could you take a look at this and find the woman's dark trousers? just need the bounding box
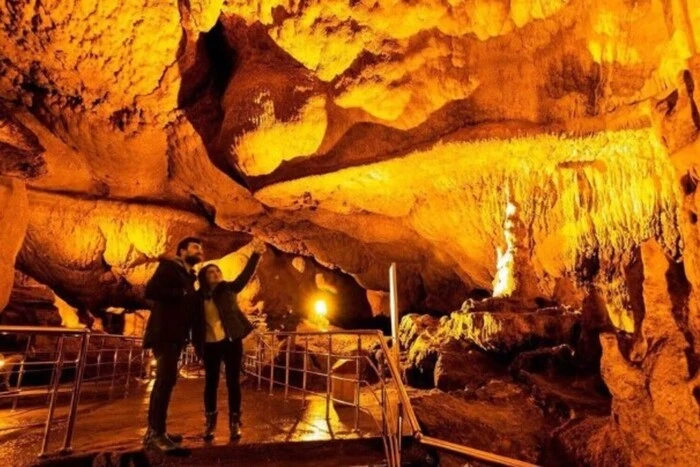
[203,338,243,416]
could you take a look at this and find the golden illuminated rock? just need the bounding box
[0,104,45,178]
[15,190,249,310]
[1,0,698,312]
[0,178,28,311]
[0,0,700,461]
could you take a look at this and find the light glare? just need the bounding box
[314,299,328,317]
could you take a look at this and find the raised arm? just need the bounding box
[227,252,261,293]
[145,262,185,302]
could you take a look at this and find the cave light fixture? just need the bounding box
[308,293,331,331]
[314,299,328,317]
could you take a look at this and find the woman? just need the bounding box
[193,249,262,441]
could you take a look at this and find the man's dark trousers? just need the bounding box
[148,343,182,434]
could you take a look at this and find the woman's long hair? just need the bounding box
[197,264,221,299]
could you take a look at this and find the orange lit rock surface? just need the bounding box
[0,177,28,311]
[1,0,700,463]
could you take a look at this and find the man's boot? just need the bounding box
[144,427,182,445]
[229,412,242,441]
[166,432,183,444]
[146,432,179,453]
[203,411,218,441]
[142,427,153,446]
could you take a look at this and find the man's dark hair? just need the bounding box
[177,237,202,256]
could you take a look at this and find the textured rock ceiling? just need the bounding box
[0,0,699,314]
[2,2,700,463]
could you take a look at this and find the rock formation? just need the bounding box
[1,0,700,464]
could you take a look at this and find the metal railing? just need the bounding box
[1,325,538,466]
[243,330,539,467]
[0,325,156,457]
[243,330,400,464]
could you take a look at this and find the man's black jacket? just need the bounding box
[143,257,197,349]
[192,253,260,356]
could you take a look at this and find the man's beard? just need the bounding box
[185,255,202,266]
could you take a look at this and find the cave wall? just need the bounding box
[208,243,373,330]
[2,0,698,314]
[0,177,28,311]
[1,2,700,462]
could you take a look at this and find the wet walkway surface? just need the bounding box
[0,378,391,466]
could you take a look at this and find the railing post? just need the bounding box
[389,263,400,369]
[46,337,62,403]
[256,335,262,390]
[12,336,32,410]
[379,354,385,435]
[397,400,403,463]
[95,336,104,386]
[124,340,134,398]
[325,334,332,420]
[354,335,361,431]
[39,335,65,458]
[109,345,119,399]
[284,337,290,401]
[60,331,90,455]
[269,333,275,395]
[301,336,308,408]
[138,347,145,382]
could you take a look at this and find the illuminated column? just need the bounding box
[492,191,540,301]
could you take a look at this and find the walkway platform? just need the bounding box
[0,378,395,467]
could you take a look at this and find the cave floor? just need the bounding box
[0,378,395,467]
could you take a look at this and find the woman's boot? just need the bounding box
[203,411,217,441]
[229,412,242,440]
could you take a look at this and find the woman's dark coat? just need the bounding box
[192,253,260,356]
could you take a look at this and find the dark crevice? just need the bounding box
[681,173,698,195]
[177,18,250,190]
[664,259,700,378]
[623,247,646,362]
[190,194,217,223]
[682,70,700,130]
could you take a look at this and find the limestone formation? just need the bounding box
[0,178,28,311]
[1,0,696,314]
[1,271,62,327]
[411,384,556,466]
[0,104,45,179]
[1,1,700,463]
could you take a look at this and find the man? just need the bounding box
[142,236,203,452]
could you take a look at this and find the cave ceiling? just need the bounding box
[0,0,699,312]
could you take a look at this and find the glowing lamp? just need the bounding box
[0,357,4,369]
[314,299,328,317]
[150,358,157,367]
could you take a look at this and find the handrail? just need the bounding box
[0,325,153,457]
[251,329,538,467]
[2,325,538,466]
[372,330,538,467]
[0,325,89,335]
[0,325,144,341]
